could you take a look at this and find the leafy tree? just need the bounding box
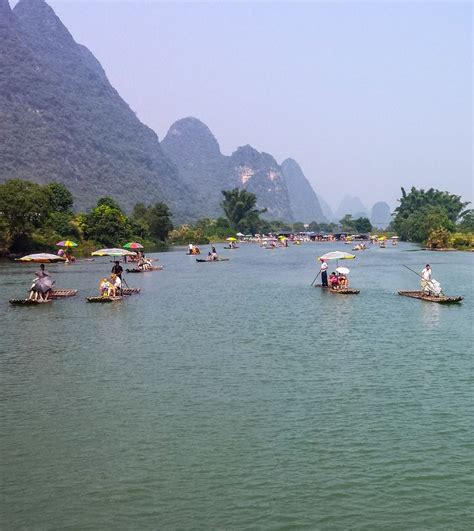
[0,179,50,251]
[393,187,470,236]
[398,205,455,242]
[46,183,74,213]
[131,202,173,242]
[457,210,474,233]
[83,198,133,247]
[97,197,122,210]
[339,214,355,232]
[221,188,266,231]
[147,203,173,242]
[353,217,372,233]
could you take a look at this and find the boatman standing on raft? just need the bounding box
[420,264,432,291]
[320,258,328,287]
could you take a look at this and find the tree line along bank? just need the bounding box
[0,180,472,256]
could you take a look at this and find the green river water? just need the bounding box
[1,242,473,529]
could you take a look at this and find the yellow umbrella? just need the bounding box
[226,237,237,241]
[56,240,78,247]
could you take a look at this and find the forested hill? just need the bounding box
[0,0,194,218]
[162,117,296,221]
[1,0,337,223]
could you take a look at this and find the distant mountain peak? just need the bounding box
[163,117,221,159]
[335,195,368,219]
[281,157,299,169]
[0,0,12,17]
[281,158,325,222]
[14,0,75,47]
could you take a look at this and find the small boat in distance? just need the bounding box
[126,266,163,273]
[196,258,229,262]
[398,291,463,304]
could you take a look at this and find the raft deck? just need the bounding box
[9,299,53,305]
[86,296,123,303]
[315,285,360,295]
[398,291,463,304]
[122,288,141,295]
[50,289,78,298]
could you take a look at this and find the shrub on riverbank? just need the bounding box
[0,179,173,255]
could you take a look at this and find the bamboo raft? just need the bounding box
[86,296,123,303]
[315,285,360,295]
[126,266,163,273]
[9,298,53,305]
[122,288,141,295]
[398,291,463,304]
[50,289,78,298]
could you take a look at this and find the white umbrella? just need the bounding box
[319,251,355,261]
[16,253,66,263]
[336,266,350,275]
[236,232,244,237]
[91,248,136,257]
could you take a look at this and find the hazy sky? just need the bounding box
[44,0,472,210]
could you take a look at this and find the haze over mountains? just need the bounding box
[0,0,389,225]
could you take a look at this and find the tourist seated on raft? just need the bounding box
[105,274,121,296]
[206,251,213,262]
[99,278,111,296]
[28,264,54,301]
[112,273,122,294]
[329,272,339,289]
[337,273,348,288]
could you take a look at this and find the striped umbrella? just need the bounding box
[92,248,136,257]
[123,242,144,249]
[56,240,78,247]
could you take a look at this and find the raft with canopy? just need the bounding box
[313,251,359,294]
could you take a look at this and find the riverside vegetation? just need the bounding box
[1,180,471,255]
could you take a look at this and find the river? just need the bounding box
[1,242,473,529]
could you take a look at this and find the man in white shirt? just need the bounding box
[320,259,328,287]
[421,264,432,291]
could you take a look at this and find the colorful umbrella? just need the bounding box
[226,237,237,242]
[56,240,78,247]
[16,253,67,263]
[319,251,356,261]
[123,242,144,249]
[91,248,136,257]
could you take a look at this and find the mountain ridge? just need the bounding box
[1,0,195,220]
